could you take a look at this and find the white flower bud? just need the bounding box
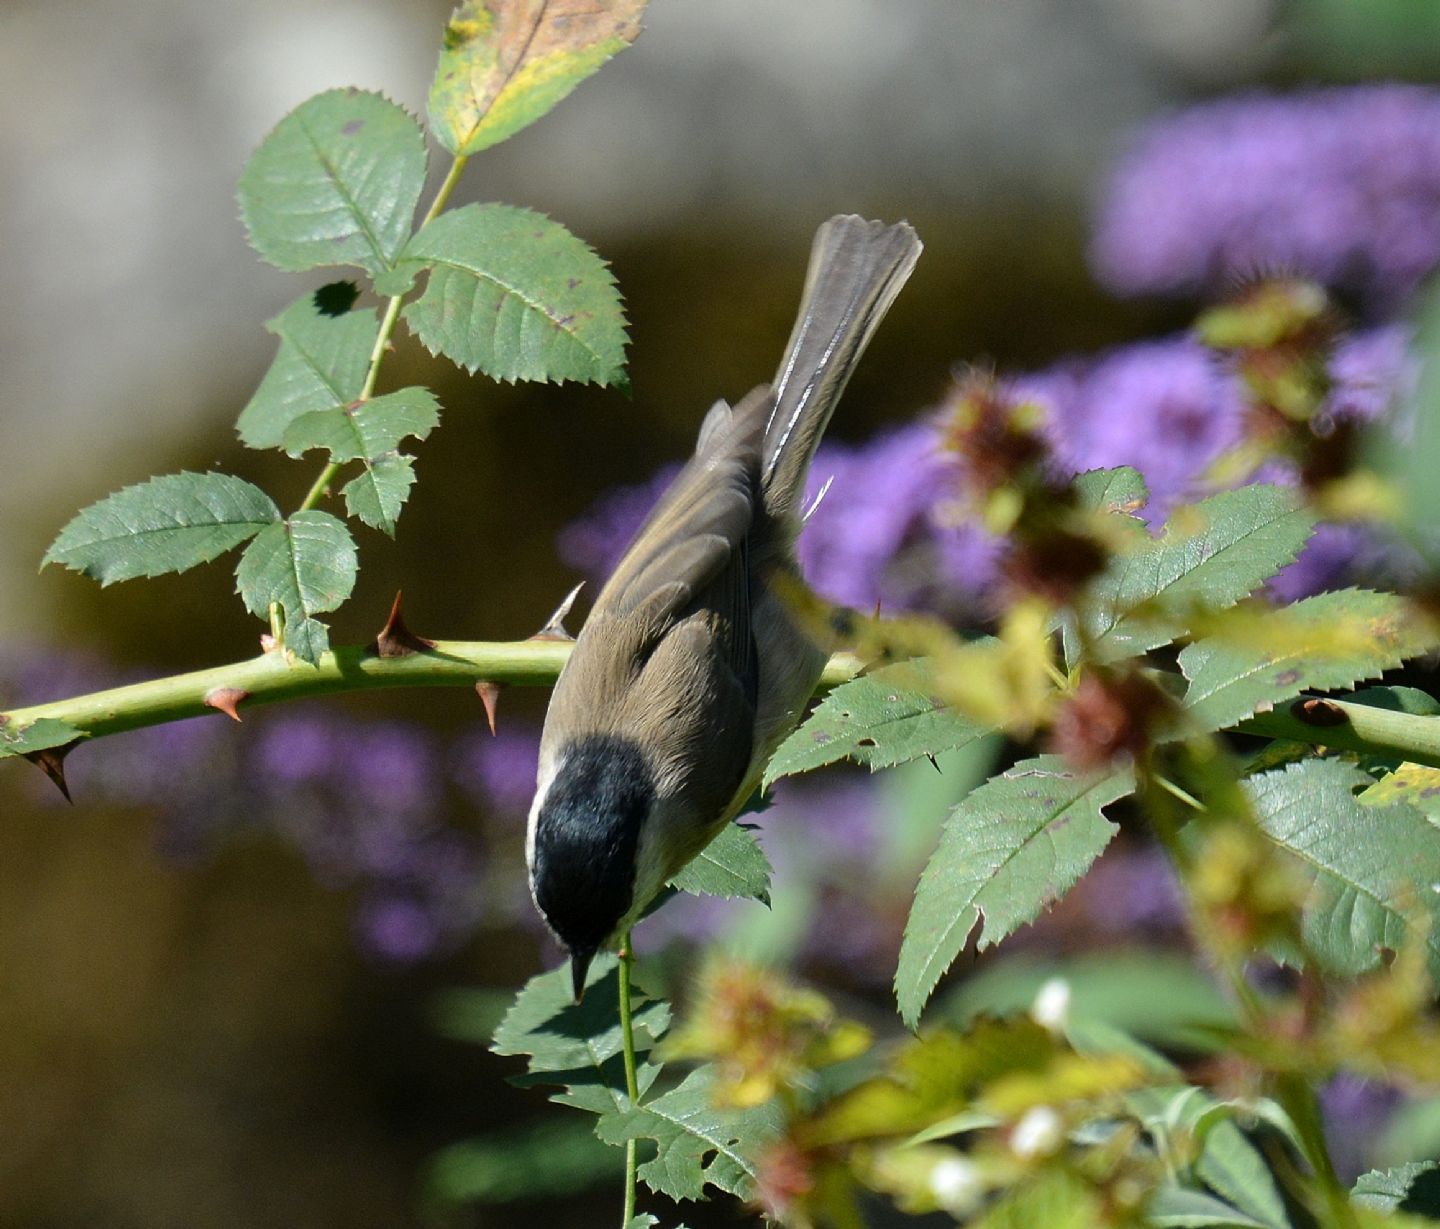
[929,1156,982,1215]
[1030,976,1071,1033]
[1010,1106,1064,1158]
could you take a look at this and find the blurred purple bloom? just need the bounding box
[1015,336,1245,519]
[355,894,442,964]
[799,425,1000,613]
[1092,86,1440,311]
[454,725,541,820]
[331,721,443,816]
[1320,1074,1403,1181]
[558,425,1002,617]
[1324,323,1417,423]
[251,712,338,787]
[1075,841,1185,934]
[556,464,678,582]
[1268,523,1378,604]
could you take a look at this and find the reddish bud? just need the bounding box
[941,371,1049,496]
[752,1137,815,1223]
[1001,522,1110,606]
[1050,669,1174,772]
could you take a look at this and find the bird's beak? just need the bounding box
[570,946,596,1002]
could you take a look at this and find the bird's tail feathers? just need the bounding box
[761,215,922,519]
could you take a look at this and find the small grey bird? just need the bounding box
[527,215,922,996]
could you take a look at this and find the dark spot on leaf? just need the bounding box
[533,230,545,239]
[812,732,831,744]
[567,278,581,289]
[839,711,851,720]
[1423,786,1440,799]
[341,119,364,136]
[856,737,878,748]
[1273,669,1303,686]
[313,280,360,316]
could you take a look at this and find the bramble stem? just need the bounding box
[1241,696,1440,769]
[295,153,470,518]
[617,931,641,1226]
[0,643,862,747]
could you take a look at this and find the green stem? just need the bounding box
[617,930,640,1227]
[294,154,470,517]
[0,642,862,747]
[1240,695,1440,769]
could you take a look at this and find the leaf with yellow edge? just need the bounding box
[429,0,646,156]
[1179,590,1437,734]
[1361,762,1440,815]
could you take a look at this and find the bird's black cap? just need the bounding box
[532,735,654,1001]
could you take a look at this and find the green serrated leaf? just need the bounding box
[398,203,628,385]
[234,511,357,666]
[1130,1086,1290,1229]
[895,756,1134,1028]
[595,1067,783,1203]
[238,89,426,277]
[1072,466,1149,517]
[1180,590,1435,733]
[43,472,279,585]
[281,387,440,461]
[429,0,645,157]
[0,717,86,759]
[1353,1162,1440,1218]
[1075,484,1314,663]
[1247,759,1440,978]
[492,955,670,1114]
[342,454,417,536]
[668,823,771,903]
[237,296,379,449]
[1144,1186,1275,1229]
[765,659,992,787]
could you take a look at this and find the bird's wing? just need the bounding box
[584,387,772,708]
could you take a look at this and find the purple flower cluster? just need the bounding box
[557,425,1006,620]
[1091,85,1440,312]
[1015,335,1244,519]
[556,326,1412,617]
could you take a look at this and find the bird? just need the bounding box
[527,214,922,998]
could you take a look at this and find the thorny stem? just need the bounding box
[4,646,1440,773]
[617,931,641,1227]
[294,154,471,519]
[0,643,862,747]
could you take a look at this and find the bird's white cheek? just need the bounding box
[526,749,564,879]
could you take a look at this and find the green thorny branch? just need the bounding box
[4,594,1440,797]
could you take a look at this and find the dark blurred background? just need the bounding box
[2,2,1438,1226]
